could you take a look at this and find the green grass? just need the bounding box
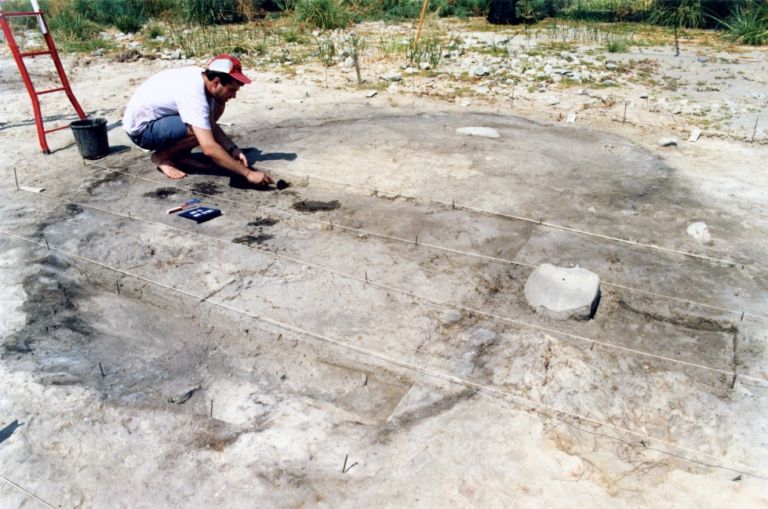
[605,38,629,52]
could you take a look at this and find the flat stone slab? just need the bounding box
[456,127,500,138]
[524,264,601,320]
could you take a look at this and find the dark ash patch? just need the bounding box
[292,200,340,212]
[142,187,179,199]
[248,217,278,227]
[191,181,221,195]
[233,234,273,246]
[4,255,93,355]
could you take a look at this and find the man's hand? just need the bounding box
[246,170,274,186]
[233,149,248,167]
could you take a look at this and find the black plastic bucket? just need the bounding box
[70,117,109,159]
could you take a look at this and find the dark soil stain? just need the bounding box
[377,388,477,443]
[191,181,222,195]
[142,187,179,200]
[292,200,340,212]
[85,170,125,195]
[193,420,251,452]
[65,203,84,216]
[4,255,93,355]
[233,234,273,246]
[248,217,278,227]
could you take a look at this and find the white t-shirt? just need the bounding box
[122,67,214,136]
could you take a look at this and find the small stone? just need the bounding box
[380,72,402,82]
[687,222,711,244]
[456,127,500,138]
[606,62,617,70]
[659,137,678,147]
[467,327,496,342]
[343,56,354,67]
[471,65,490,77]
[566,113,577,123]
[419,62,431,70]
[688,128,702,142]
[365,90,378,98]
[546,97,560,106]
[460,99,472,107]
[441,310,463,324]
[524,264,601,320]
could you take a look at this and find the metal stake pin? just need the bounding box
[13,167,20,191]
[622,100,628,124]
[99,363,106,377]
[752,116,759,143]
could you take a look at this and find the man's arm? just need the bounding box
[193,126,273,185]
[211,123,249,167]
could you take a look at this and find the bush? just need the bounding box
[295,0,350,28]
[145,22,165,39]
[178,0,245,24]
[716,3,768,45]
[435,0,490,19]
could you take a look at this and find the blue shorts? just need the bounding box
[129,115,189,151]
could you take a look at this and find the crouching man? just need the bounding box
[123,54,273,186]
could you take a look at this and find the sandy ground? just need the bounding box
[1,21,768,508]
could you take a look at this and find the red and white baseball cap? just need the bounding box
[207,54,252,84]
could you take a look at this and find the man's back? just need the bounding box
[123,66,212,136]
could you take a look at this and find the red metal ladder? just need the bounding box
[0,2,86,154]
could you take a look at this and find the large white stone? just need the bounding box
[524,264,601,320]
[687,222,711,243]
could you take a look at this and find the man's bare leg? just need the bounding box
[151,131,199,179]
